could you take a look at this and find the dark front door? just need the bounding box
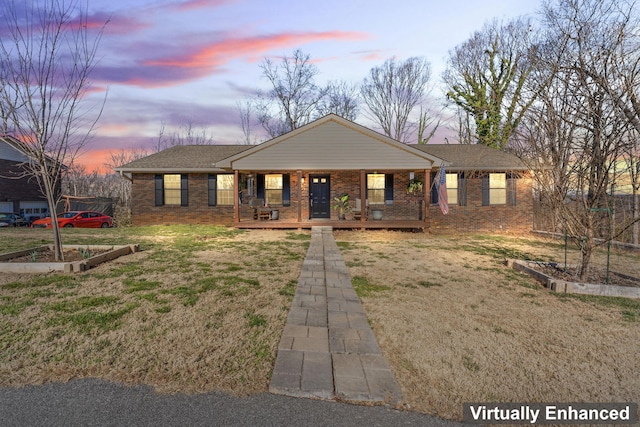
[309,175,330,218]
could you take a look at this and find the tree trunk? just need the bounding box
[579,228,594,281]
[633,190,639,245]
[43,176,64,261]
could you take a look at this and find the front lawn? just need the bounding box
[0,225,309,394]
[335,231,640,420]
[1,226,638,422]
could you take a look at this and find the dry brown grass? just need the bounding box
[335,230,640,420]
[0,226,309,395]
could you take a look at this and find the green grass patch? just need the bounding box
[462,354,480,372]
[48,296,120,313]
[278,279,297,298]
[123,278,162,293]
[245,311,267,328]
[136,292,169,304]
[352,275,390,297]
[0,297,35,315]
[418,280,442,288]
[162,286,199,306]
[2,275,78,290]
[286,232,311,241]
[48,302,139,333]
[554,293,640,321]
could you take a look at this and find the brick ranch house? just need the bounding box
[0,135,57,223]
[116,114,533,233]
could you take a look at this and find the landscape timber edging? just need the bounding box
[506,259,640,299]
[0,244,139,273]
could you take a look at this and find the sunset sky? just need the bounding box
[8,0,543,172]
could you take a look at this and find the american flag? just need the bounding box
[435,163,449,215]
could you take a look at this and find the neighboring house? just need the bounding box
[116,114,532,233]
[0,135,56,222]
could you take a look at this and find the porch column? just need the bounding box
[360,170,366,223]
[234,170,240,223]
[423,168,430,225]
[297,170,302,223]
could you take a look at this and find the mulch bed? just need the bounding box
[7,248,111,263]
[535,263,640,288]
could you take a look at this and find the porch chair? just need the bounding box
[249,199,271,220]
[352,198,368,220]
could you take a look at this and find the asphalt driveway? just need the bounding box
[0,378,467,427]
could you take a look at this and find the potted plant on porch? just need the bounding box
[333,193,352,220]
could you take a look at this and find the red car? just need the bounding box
[31,211,113,228]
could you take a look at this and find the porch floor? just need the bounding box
[234,219,428,230]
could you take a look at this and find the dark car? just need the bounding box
[31,211,113,228]
[0,212,29,227]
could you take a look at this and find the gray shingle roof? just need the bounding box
[115,145,252,172]
[412,144,527,171]
[115,142,527,173]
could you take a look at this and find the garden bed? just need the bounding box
[507,259,640,299]
[0,244,139,273]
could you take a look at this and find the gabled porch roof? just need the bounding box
[216,114,446,171]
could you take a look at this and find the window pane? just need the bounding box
[218,174,234,190]
[367,174,385,189]
[217,190,234,205]
[489,173,506,189]
[265,189,282,205]
[164,174,181,205]
[265,174,282,190]
[490,188,507,204]
[368,189,385,204]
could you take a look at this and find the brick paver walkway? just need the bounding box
[269,226,402,403]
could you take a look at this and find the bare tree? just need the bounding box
[255,49,327,138]
[361,56,433,142]
[416,106,440,144]
[514,0,640,279]
[237,100,258,144]
[104,149,149,215]
[154,120,215,152]
[317,80,360,121]
[444,18,541,150]
[0,0,107,260]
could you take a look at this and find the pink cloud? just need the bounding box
[97,30,368,89]
[170,0,236,11]
[147,31,368,69]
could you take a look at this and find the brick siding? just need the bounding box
[131,171,533,233]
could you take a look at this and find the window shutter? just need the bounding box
[384,174,394,204]
[507,173,517,206]
[208,174,217,206]
[431,172,438,204]
[482,175,490,206]
[282,174,291,206]
[256,174,265,200]
[180,174,188,206]
[458,173,467,207]
[154,175,163,206]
